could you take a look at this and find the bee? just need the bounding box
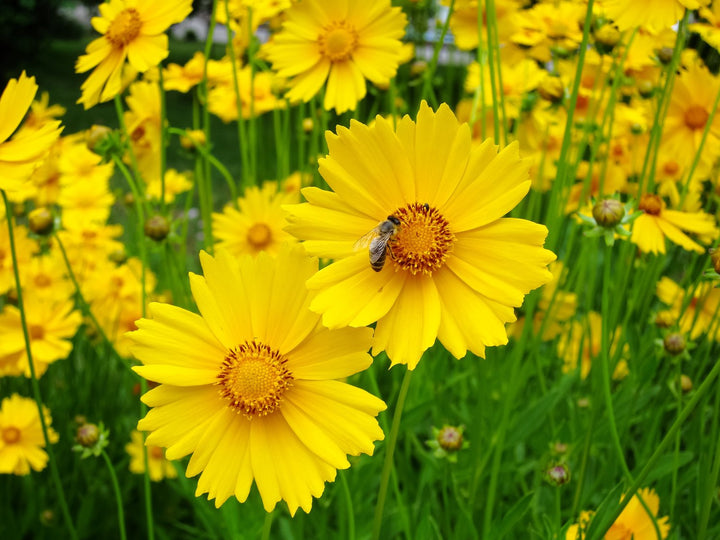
[354,215,401,272]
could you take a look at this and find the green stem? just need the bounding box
[420,0,454,105]
[101,450,127,540]
[260,511,274,540]
[371,369,414,540]
[339,472,356,540]
[587,356,720,540]
[158,67,168,213]
[1,191,78,540]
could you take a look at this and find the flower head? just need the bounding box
[129,246,385,513]
[286,102,555,368]
[0,72,62,191]
[125,430,176,481]
[0,394,58,475]
[75,0,193,108]
[264,0,407,113]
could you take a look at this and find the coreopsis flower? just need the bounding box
[19,253,74,302]
[0,72,62,192]
[123,80,161,185]
[661,61,720,168]
[75,0,193,108]
[264,0,407,113]
[285,102,556,368]
[510,1,587,62]
[54,222,124,278]
[207,67,281,122]
[0,296,82,378]
[163,52,233,93]
[445,0,520,51]
[0,394,58,475]
[566,487,670,539]
[690,3,720,52]
[0,224,38,296]
[630,193,718,254]
[557,312,629,381]
[212,182,298,257]
[126,430,176,481]
[656,276,720,340]
[601,0,702,32]
[129,246,385,513]
[145,169,193,203]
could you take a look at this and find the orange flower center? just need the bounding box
[106,8,142,48]
[606,523,632,540]
[34,274,52,288]
[2,426,21,444]
[246,223,272,250]
[149,446,164,459]
[638,194,663,215]
[663,160,680,175]
[319,22,358,62]
[217,340,293,418]
[389,202,455,276]
[684,105,709,130]
[29,324,45,340]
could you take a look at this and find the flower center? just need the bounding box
[684,105,709,130]
[246,223,272,250]
[29,324,45,340]
[663,160,680,175]
[606,523,632,540]
[319,22,358,62]
[389,203,455,276]
[638,193,662,215]
[149,446,164,459]
[217,340,293,418]
[2,426,21,444]
[106,8,142,48]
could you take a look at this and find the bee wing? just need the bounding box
[354,227,380,250]
[368,235,391,264]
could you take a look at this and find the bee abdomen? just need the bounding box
[370,250,386,272]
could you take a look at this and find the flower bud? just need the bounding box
[410,60,427,77]
[592,198,625,228]
[711,247,720,274]
[594,25,621,53]
[544,462,571,486]
[76,422,100,448]
[436,425,464,451]
[538,76,565,104]
[663,333,686,355]
[637,80,654,98]
[144,215,170,242]
[657,47,674,65]
[680,374,692,393]
[302,117,314,133]
[86,125,112,151]
[28,207,54,236]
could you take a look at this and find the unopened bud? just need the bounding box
[594,25,621,53]
[86,125,112,151]
[436,425,464,451]
[76,423,100,448]
[179,129,206,150]
[28,207,54,235]
[592,198,625,228]
[302,117,314,133]
[144,215,170,241]
[544,462,571,486]
[657,47,674,65]
[680,374,692,393]
[538,76,565,103]
[637,80,654,98]
[663,333,686,355]
[711,247,720,274]
[410,60,427,77]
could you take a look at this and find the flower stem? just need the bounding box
[101,449,127,540]
[339,471,356,540]
[1,190,77,540]
[372,369,414,540]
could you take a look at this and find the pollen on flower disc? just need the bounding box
[2,427,21,444]
[106,8,142,48]
[319,22,358,62]
[638,194,662,215]
[217,341,293,418]
[684,105,709,131]
[246,223,273,250]
[390,202,455,276]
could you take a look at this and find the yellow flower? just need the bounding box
[0,223,39,296]
[129,246,385,513]
[75,0,193,108]
[557,312,628,381]
[125,430,177,481]
[0,394,58,475]
[0,72,62,192]
[213,182,298,257]
[145,169,193,203]
[445,0,520,51]
[510,1,587,62]
[264,0,407,113]
[566,487,670,539]
[207,67,281,122]
[656,276,720,340]
[285,102,556,368]
[0,295,82,378]
[20,253,75,303]
[630,193,718,254]
[601,0,697,32]
[661,61,720,168]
